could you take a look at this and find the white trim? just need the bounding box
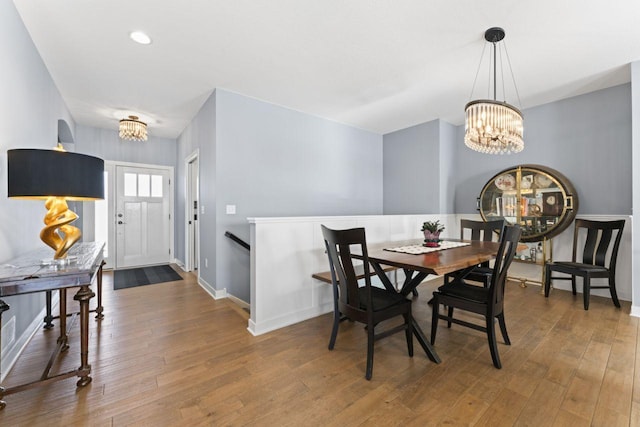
[227,294,248,309]
[184,149,200,276]
[197,276,227,300]
[174,258,186,271]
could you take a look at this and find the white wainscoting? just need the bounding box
[248,214,458,336]
[248,214,633,336]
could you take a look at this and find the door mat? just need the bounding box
[114,265,183,290]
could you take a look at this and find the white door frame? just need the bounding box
[184,150,200,273]
[105,160,174,269]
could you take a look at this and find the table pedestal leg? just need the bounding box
[73,285,95,387]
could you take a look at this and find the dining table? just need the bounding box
[351,238,505,364]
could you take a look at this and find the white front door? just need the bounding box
[115,165,171,268]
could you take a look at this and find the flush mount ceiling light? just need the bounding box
[130,31,152,45]
[464,27,524,155]
[119,115,148,141]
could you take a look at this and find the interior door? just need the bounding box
[116,166,171,268]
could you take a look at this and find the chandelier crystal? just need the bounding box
[464,28,523,155]
[464,100,523,154]
[119,115,148,141]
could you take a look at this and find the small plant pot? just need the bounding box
[423,231,441,247]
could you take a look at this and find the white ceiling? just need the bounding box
[13,0,640,139]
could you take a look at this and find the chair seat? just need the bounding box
[549,262,609,274]
[437,281,489,304]
[359,286,409,311]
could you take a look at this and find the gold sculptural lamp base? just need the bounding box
[40,196,82,259]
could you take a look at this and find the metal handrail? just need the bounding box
[224,231,250,251]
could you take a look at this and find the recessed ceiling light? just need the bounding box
[130,31,152,45]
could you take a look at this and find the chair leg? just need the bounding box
[583,277,590,310]
[404,313,414,357]
[365,323,375,380]
[571,276,577,295]
[447,306,454,328]
[430,294,439,345]
[544,265,551,297]
[328,311,340,350]
[486,316,502,369]
[497,313,510,345]
[609,276,621,308]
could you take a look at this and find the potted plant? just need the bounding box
[421,220,445,247]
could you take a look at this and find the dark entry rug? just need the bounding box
[114,265,183,290]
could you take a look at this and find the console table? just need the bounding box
[0,242,104,410]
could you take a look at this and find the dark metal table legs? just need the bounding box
[74,285,95,387]
[369,261,441,363]
[0,300,10,410]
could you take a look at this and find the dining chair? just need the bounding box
[443,219,506,287]
[321,225,413,380]
[431,224,521,369]
[544,219,625,310]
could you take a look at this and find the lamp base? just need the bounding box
[40,197,82,260]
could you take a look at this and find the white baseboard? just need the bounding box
[630,305,640,318]
[197,276,227,300]
[247,302,333,336]
[227,294,249,309]
[173,258,186,271]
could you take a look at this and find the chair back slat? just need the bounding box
[460,219,505,242]
[490,225,522,305]
[573,219,625,268]
[321,225,371,312]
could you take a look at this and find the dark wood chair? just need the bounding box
[321,225,413,380]
[444,219,506,287]
[544,219,625,310]
[431,224,521,369]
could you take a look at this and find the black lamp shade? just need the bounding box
[8,149,104,200]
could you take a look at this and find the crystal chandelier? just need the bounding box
[464,28,523,155]
[119,115,148,141]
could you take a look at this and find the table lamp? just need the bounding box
[7,145,104,261]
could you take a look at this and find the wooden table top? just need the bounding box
[356,239,503,276]
[0,242,104,297]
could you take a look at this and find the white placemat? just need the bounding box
[384,241,471,255]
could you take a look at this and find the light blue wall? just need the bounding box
[382,84,632,217]
[75,125,177,166]
[0,0,80,370]
[176,89,383,302]
[215,90,383,301]
[452,84,632,215]
[383,120,441,214]
[438,121,457,214]
[175,91,216,279]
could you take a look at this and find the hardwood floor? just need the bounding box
[0,269,638,426]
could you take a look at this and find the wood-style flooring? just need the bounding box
[0,269,638,426]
